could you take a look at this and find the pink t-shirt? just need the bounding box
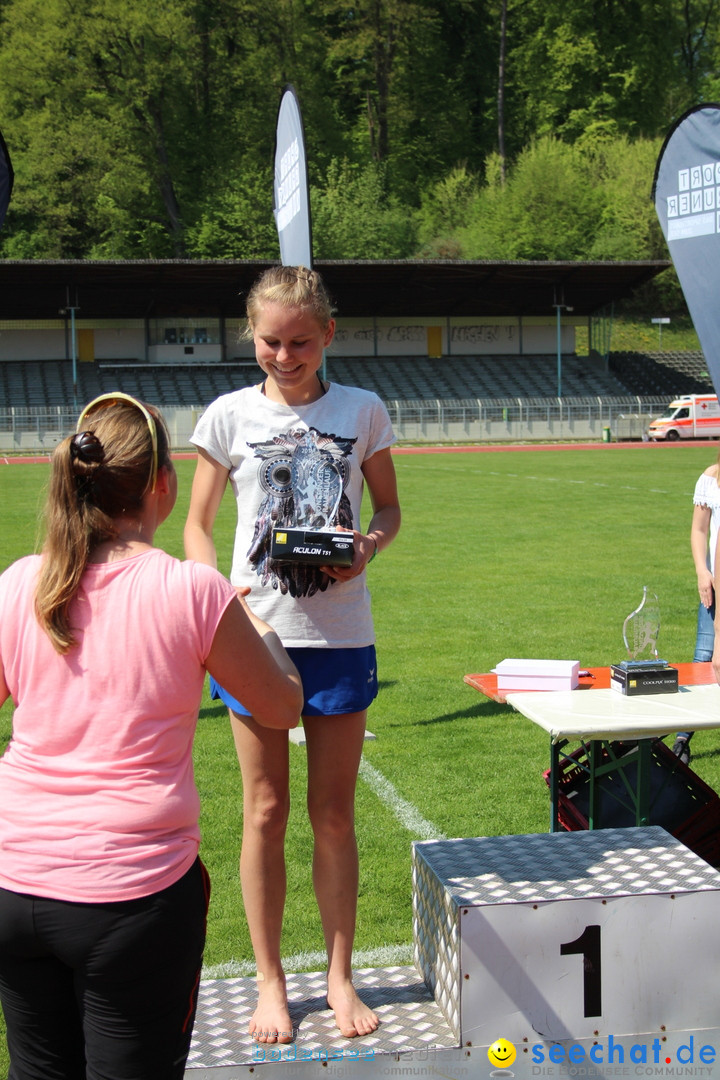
[0,549,236,902]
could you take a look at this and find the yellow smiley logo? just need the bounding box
[488,1038,517,1068]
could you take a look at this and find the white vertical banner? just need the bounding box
[273,85,313,267]
[652,103,720,395]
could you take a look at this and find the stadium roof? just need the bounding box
[0,258,670,320]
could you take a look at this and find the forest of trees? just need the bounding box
[1,0,719,313]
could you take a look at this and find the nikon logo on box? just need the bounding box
[270,528,354,567]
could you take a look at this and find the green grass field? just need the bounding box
[0,441,719,1075]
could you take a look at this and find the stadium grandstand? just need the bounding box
[0,258,713,446]
[0,350,712,410]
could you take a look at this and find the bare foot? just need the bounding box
[249,976,295,1044]
[327,976,379,1038]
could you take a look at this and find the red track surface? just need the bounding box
[3,440,717,466]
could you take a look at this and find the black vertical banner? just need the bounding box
[653,104,720,395]
[273,85,312,267]
[0,128,14,231]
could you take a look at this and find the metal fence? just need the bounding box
[0,396,671,453]
[382,396,669,443]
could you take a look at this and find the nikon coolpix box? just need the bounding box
[270,528,354,567]
[610,660,679,696]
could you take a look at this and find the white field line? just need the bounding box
[203,943,414,980]
[202,761,441,980]
[357,757,446,842]
[435,465,689,498]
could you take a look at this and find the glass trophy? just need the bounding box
[294,454,344,530]
[621,586,662,667]
[611,587,677,693]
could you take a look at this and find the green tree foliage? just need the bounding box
[456,139,602,260]
[418,136,670,263]
[185,174,278,259]
[0,0,327,257]
[506,0,684,147]
[415,166,479,258]
[311,159,415,258]
[1,0,720,268]
[0,0,204,256]
[585,138,665,261]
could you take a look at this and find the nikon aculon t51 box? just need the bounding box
[610,661,679,696]
[270,528,354,567]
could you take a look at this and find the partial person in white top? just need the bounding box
[676,459,720,762]
[185,266,401,1044]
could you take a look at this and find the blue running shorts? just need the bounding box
[209,644,378,718]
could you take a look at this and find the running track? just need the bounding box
[3,439,717,465]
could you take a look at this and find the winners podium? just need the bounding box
[187,826,720,1078]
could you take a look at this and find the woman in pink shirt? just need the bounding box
[0,394,301,1080]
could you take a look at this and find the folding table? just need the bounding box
[464,664,718,831]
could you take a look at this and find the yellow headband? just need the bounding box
[76,392,159,494]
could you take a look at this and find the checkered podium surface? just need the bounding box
[412,826,720,1046]
[187,827,720,1073]
[186,964,458,1071]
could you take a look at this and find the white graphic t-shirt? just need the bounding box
[191,382,395,648]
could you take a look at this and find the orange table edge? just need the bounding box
[464,662,715,704]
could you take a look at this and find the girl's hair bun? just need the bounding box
[71,431,105,464]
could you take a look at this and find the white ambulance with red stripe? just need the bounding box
[647,394,720,440]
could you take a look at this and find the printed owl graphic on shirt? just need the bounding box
[247,427,357,597]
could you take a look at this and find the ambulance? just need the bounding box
[647,394,720,440]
